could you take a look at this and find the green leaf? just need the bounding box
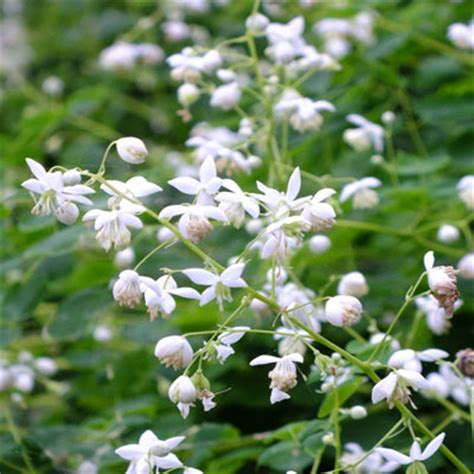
[395,153,450,176]
[258,441,312,472]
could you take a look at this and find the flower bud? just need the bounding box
[112,270,142,307]
[337,272,369,297]
[62,169,81,186]
[55,202,79,225]
[155,336,193,369]
[455,348,474,377]
[322,432,334,445]
[381,111,395,124]
[309,234,331,254]
[177,83,200,107]
[116,137,148,165]
[114,247,135,269]
[202,50,222,73]
[34,357,58,376]
[210,82,241,110]
[245,218,263,235]
[325,295,363,327]
[458,253,474,279]
[349,405,367,419]
[157,226,175,242]
[343,128,371,152]
[168,375,197,404]
[245,13,269,36]
[437,224,460,244]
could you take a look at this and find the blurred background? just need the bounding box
[1,0,473,472]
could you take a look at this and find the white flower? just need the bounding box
[215,179,260,228]
[210,82,241,110]
[34,357,58,376]
[168,157,222,206]
[325,295,363,327]
[457,175,474,210]
[299,188,337,231]
[139,275,200,319]
[337,271,369,297]
[437,224,460,243]
[341,442,399,473]
[415,295,462,335]
[376,433,445,466]
[458,253,474,279]
[115,137,148,165]
[155,336,193,369]
[159,204,227,242]
[388,348,449,373]
[344,114,384,153]
[274,90,335,133]
[215,326,250,363]
[115,429,184,474]
[113,270,142,308]
[42,76,64,96]
[168,375,197,418]
[265,17,307,64]
[183,263,247,308]
[83,209,143,251]
[99,42,137,71]
[340,177,382,209]
[177,83,200,106]
[371,369,429,408]
[423,251,459,317]
[448,21,474,50]
[100,176,161,213]
[22,158,94,225]
[308,234,331,254]
[246,13,269,35]
[250,353,304,403]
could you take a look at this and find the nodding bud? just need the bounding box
[168,375,197,404]
[455,348,474,377]
[325,295,363,327]
[458,253,474,279]
[350,405,367,419]
[115,137,148,165]
[112,270,142,308]
[427,266,459,317]
[337,271,369,297]
[177,83,200,107]
[245,13,269,36]
[155,336,193,369]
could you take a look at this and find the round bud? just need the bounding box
[309,234,331,254]
[350,405,367,419]
[455,348,474,377]
[322,432,334,445]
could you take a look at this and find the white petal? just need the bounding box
[371,373,397,404]
[200,156,217,183]
[242,198,260,219]
[388,349,416,368]
[359,177,382,189]
[218,326,250,345]
[312,188,336,203]
[154,453,183,469]
[287,353,304,363]
[169,177,201,195]
[270,387,291,404]
[170,287,201,300]
[200,206,228,222]
[200,286,216,306]
[115,444,145,461]
[22,179,44,194]
[286,167,301,201]
[250,355,280,366]
[221,263,245,284]
[424,251,435,272]
[182,268,218,285]
[375,447,411,465]
[420,432,445,461]
[25,158,47,180]
[121,213,143,229]
[418,349,449,362]
[139,430,159,447]
[340,182,358,202]
[410,441,422,460]
[159,205,188,219]
[397,369,429,390]
[126,176,162,196]
[164,436,185,450]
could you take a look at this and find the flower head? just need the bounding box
[116,137,148,165]
[155,336,193,369]
[325,295,363,327]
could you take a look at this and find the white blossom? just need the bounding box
[344,114,384,153]
[448,21,474,50]
[265,17,307,64]
[340,177,382,209]
[113,270,142,307]
[155,336,193,369]
[168,375,197,418]
[325,295,363,327]
[250,353,304,403]
[337,271,369,297]
[341,442,399,473]
[115,137,148,165]
[388,348,449,373]
[437,224,460,244]
[215,326,250,363]
[210,82,241,110]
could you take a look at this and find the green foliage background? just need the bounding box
[1,0,473,473]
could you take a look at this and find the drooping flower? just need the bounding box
[388,348,449,373]
[344,114,384,153]
[325,295,363,327]
[214,326,250,363]
[341,442,399,473]
[113,270,142,308]
[83,209,143,251]
[299,188,337,231]
[22,158,94,225]
[210,82,241,110]
[139,275,200,319]
[115,137,148,165]
[337,271,369,297]
[182,263,247,308]
[115,429,184,474]
[371,369,429,408]
[250,353,304,403]
[448,21,474,50]
[154,336,193,369]
[376,433,445,467]
[168,375,197,418]
[423,251,459,317]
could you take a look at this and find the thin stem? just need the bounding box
[332,386,341,472]
[133,239,173,271]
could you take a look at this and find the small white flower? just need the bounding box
[115,137,148,165]
[215,179,260,228]
[388,348,449,373]
[246,13,269,35]
[215,326,250,363]
[458,253,474,279]
[22,158,94,224]
[139,275,200,319]
[83,209,143,251]
[308,234,331,254]
[341,442,399,473]
[168,157,222,205]
[34,357,58,376]
[113,270,142,308]
[177,83,200,106]
[376,433,445,466]
[155,336,193,369]
[168,375,197,418]
[93,325,113,342]
[159,204,227,242]
[457,175,474,210]
[448,21,474,50]
[371,369,429,408]
[437,224,460,243]
[115,429,185,474]
[325,295,363,327]
[299,188,337,231]
[337,271,369,297]
[250,353,304,403]
[344,114,384,153]
[183,263,247,308]
[423,251,459,317]
[210,82,241,110]
[100,176,161,213]
[265,17,306,64]
[340,177,382,209]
